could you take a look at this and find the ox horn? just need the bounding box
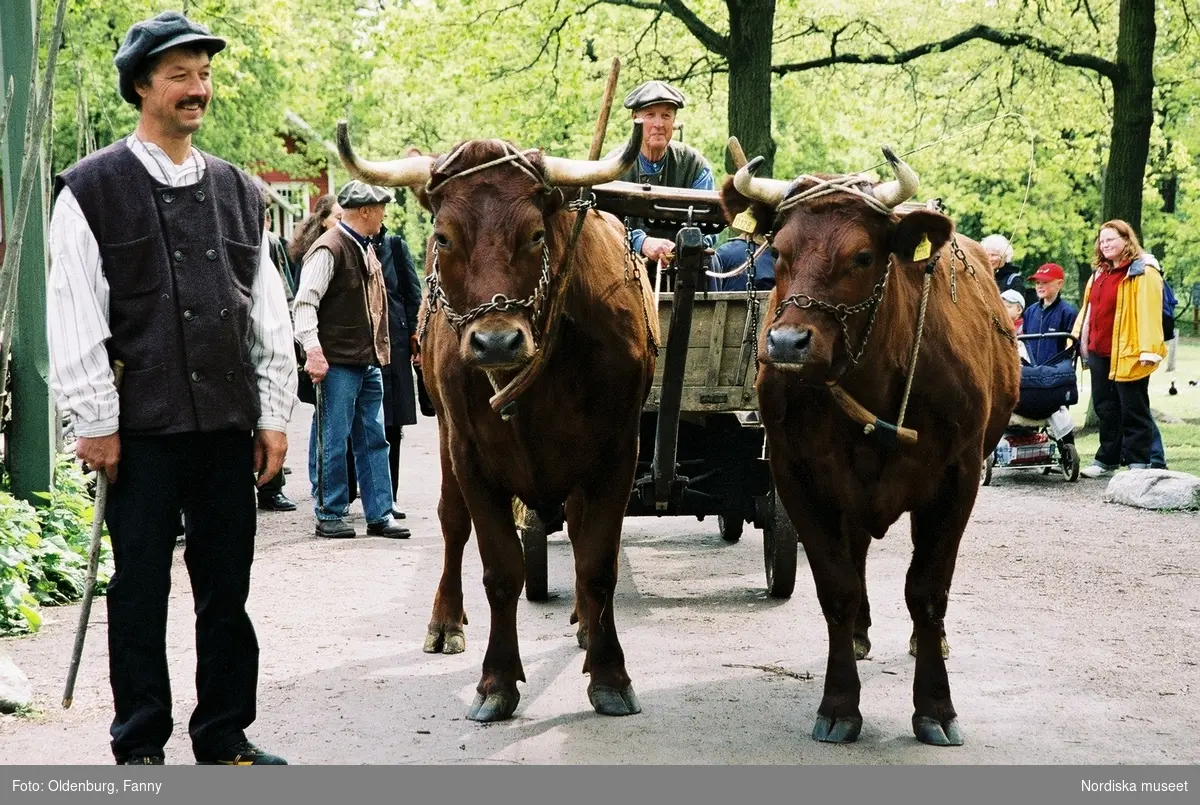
[871,145,919,208]
[732,156,793,208]
[336,120,435,187]
[542,120,644,187]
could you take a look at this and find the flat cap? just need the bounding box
[337,180,395,209]
[115,12,226,105]
[623,80,686,111]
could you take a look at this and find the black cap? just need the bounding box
[114,12,226,105]
[623,80,686,111]
[337,180,395,209]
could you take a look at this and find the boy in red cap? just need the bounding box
[1022,263,1078,366]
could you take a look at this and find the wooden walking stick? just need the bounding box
[63,360,124,709]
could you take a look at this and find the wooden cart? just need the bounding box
[519,182,800,601]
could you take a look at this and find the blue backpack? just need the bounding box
[1163,278,1178,342]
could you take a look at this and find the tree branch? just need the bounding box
[599,0,728,56]
[772,24,1121,82]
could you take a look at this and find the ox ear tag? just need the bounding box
[732,209,758,234]
[912,234,932,262]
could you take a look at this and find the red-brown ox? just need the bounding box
[722,148,1019,746]
[337,122,658,722]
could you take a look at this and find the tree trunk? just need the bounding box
[725,0,776,176]
[1101,0,1155,235]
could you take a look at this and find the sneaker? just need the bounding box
[366,517,410,539]
[195,740,287,766]
[315,518,356,539]
[1080,463,1113,479]
[117,755,164,765]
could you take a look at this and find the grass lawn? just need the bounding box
[1070,334,1200,476]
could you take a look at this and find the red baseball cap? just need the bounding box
[1029,263,1064,282]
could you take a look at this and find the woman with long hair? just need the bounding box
[1072,219,1167,477]
[287,194,342,270]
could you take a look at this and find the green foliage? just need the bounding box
[0,455,113,636]
[36,0,1200,298]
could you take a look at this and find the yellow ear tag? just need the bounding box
[732,209,758,233]
[912,234,932,262]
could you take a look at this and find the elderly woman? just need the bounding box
[982,233,1033,306]
[1072,220,1167,478]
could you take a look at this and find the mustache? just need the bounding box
[176,96,208,109]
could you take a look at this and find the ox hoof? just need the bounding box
[908,633,950,659]
[467,690,520,722]
[588,684,641,716]
[913,715,964,746]
[423,627,467,655]
[811,714,862,744]
[854,635,871,660]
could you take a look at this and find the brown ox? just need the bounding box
[337,122,658,722]
[722,149,1019,746]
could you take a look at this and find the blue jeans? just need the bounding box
[309,364,393,524]
[1149,421,1167,469]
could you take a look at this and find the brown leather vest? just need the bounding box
[306,226,391,366]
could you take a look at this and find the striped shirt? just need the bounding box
[47,134,297,437]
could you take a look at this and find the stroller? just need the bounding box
[982,332,1081,485]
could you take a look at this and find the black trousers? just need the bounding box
[104,430,259,761]
[1087,353,1154,468]
[346,426,403,504]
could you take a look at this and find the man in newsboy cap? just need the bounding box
[46,11,296,765]
[613,80,715,269]
[292,181,411,541]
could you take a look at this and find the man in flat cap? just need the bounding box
[47,11,296,765]
[615,80,716,271]
[292,180,411,540]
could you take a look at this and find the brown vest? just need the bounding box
[306,226,390,366]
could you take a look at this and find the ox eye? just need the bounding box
[434,232,451,249]
[530,230,546,246]
[853,249,873,267]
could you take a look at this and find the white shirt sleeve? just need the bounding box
[291,247,335,351]
[46,186,119,438]
[248,237,299,433]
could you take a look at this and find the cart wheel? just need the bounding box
[981,454,994,486]
[1061,443,1080,482]
[718,508,744,543]
[762,488,797,599]
[520,513,548,602]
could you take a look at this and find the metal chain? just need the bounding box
[744,236,761,375]
[421,241,552,345]
[771,259,893,368]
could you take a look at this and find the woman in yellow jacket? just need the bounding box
[1072,219,1167,478]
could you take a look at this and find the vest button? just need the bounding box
[206,249,218,261]
[183,309,195,321]
[173,250,184,262]
[226,371,236,382]
[163,192,175,203]
[220,308,231,320]
[190,371,202,382]
[195,190,206,202]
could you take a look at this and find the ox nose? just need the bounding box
[766,327,812,364]
[469,328,526,365]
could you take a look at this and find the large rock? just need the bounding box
[0,649,33,713]
[1105,470,1200,511]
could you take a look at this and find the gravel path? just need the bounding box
[1,404,1196,764]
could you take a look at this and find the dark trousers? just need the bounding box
[1087,353,1155,468]
[347,426,404,504]
[258,460,286,497]
[104,430,259,761]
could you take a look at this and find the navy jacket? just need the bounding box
[1021,296,1078,366]
[708,238,775,292]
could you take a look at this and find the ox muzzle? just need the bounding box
[461,314,534,369]
[765,325,813,365]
